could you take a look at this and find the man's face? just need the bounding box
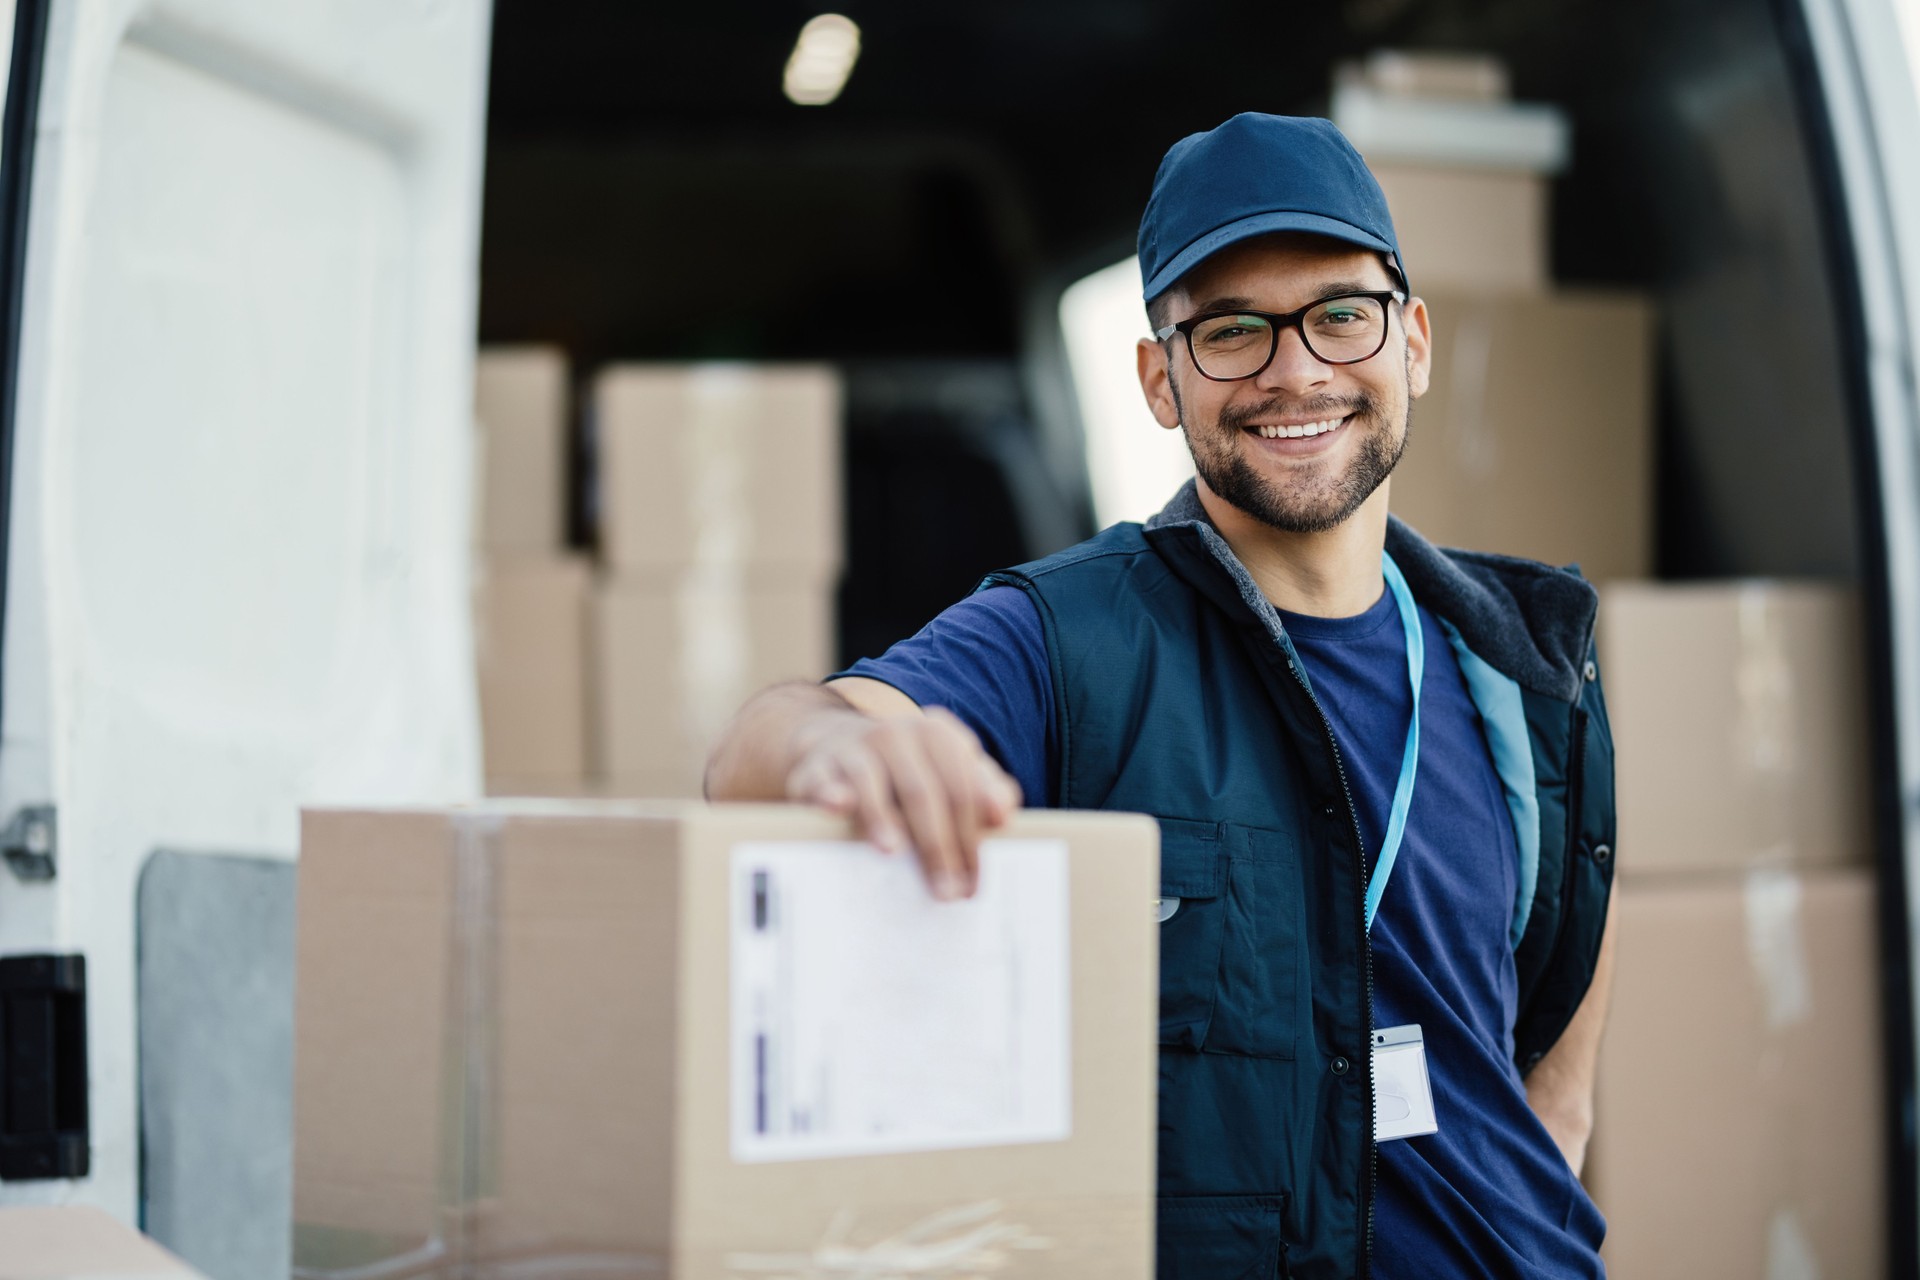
[1137,233,1432,534]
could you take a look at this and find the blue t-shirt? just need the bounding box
[842,584,1607,1276]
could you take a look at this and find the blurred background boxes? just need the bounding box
[1587,872,1884,1278]
[1333,54,1568,295]
[293,803,1159,1278]
[1370,166,1550,295]
[591,574,835,797]
[474,346,570,553]
[471,353,845,801]
[593,363,843,576]
[1388,288,1654,582]
[1599,582,1870,875]
[475,554,592,791]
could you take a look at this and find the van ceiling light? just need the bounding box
[784,14,861,106]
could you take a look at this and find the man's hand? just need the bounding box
[1524,896,1617,1176]
[705,678,1023,899]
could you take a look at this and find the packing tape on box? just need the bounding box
[680,367,755,757]
[1768,1209,1820,1280]
[722,1199,1049,1276]
[1744,869,1811,1031]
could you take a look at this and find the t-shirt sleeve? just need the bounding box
[833,586,1056,808]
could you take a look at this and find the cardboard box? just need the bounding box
[1587,870,1883,1278]
[476,554,592,788]
[1389,288,1654,582]
[0,1208,210,1279]
[1373,165,1549,294]
[475,346,569,553]
[291,810,460,1267]
[1337,50,1511,103]
[1599,582,1869,875]
[294,802,1159,1278]
[591,574,836,797]
[594,363,843,575]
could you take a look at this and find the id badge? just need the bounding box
[1372,1024,1439,1142]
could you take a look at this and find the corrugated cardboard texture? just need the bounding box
[1600,582,1868,874]
[485,814,681,1262]
[0,1207,209,1279]
[474,346,568,553]
[294,802,1156,1278]
[1587,871,1883,1278]
[1389,288,1654,583]
[595,363,843,575]
[590,575,835,795]
[476,554,592,786]
[1374,165,1546,293]
[670,807,1160,1279]
[293,811,458,1254]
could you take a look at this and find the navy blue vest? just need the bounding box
[982,503,1615,1280]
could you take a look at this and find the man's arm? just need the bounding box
[1523,894,1617,1176]
[704,677,1023,900]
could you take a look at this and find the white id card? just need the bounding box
[1372,1024,1439,1142]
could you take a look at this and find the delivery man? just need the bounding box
[707,112,1617,1279]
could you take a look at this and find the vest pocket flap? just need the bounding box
[1155,1194,1287,1279]
[1157,819,1226,898]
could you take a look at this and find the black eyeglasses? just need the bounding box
[1154,290,1407,381]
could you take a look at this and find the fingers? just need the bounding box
[881,723,968,900]
[783,709,1023,902]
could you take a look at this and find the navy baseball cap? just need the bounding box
[1138,113,1406,303]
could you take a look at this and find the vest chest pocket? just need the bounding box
[1156,821,1305,1061]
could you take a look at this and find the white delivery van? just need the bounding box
[3,0,1920,1277]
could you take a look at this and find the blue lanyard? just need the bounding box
[1364,551,1423,933]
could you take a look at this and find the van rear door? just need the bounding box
[0,0,490,1226]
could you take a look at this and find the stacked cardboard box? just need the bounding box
[591,363,843,797]
[1332,53,1655,582]
[1332,56,1884,1268]
[473,347,592,794]
[292,802,1159,1278]
[0,1207,211,1278]
[1585,581,1882,1275]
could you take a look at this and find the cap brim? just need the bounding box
[1142,210,1398,301]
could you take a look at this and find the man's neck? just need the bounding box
[1195,478,1391,618]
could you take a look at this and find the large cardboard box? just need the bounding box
[1587,870,1883,1278]
[476,554,592,789]
[294,803,1159,1278]
[1389,288,1655,582]
[594,363,843,576]
[591,574,836,797]
[0,1208,211,1279]
[1599,582,1869,875]
[475,346,569,553]
[1374,165,1548,294]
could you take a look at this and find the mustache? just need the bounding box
[1218,393,1374,431]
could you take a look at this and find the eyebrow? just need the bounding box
[1189,281,1381,314]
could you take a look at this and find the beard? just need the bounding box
[1172,378,1410,535]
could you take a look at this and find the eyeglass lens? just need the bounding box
[1190,295,1389,378]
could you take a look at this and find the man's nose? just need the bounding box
[1253,324,1333,398]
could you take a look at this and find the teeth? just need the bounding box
[1256,416,1346,440]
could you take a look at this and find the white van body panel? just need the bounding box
[0,0,490,1218]
[1801,0,1920,1242]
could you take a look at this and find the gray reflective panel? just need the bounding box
[137,849,295,1280]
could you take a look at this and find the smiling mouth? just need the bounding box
[1246,415,1349,440]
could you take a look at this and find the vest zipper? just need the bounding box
[1284,654,1376,1279]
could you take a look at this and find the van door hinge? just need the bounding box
[1,806,56,881]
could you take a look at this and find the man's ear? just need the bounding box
[1403,296,1433,400]
[1137,336,1183,431]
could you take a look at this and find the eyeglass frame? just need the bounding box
[1152,289,1409,382]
